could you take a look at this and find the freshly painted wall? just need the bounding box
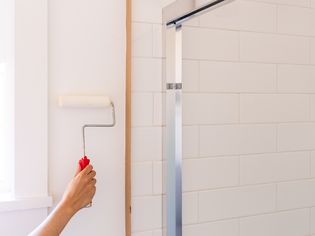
[48,0,126,235]
[0,0,126,235]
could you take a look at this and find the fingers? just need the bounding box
[85,178,96,189]
[74,164,81,176]
[83,182,97,209]
[78,165,96,189]
[89,186,96,199]
[80,167,96,185]
[90,178,97,185]
[84,185,96,207]
[91,186,96,197]
[85,178,97,189]
[88,170,96,179]
[85,202,92,208]
[81,164,93,175]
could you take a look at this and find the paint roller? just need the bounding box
[59,95,116,169]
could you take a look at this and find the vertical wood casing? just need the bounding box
[125,0,132,235]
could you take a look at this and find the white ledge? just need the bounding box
[0,195,53,213]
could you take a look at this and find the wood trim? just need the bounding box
[125,0,132,235]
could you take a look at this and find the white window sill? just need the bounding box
[0,195,53,213]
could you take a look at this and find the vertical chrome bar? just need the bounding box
[165,24,182,236]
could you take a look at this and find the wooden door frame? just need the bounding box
[125,0,132,235]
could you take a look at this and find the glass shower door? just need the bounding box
[164,1,314,236]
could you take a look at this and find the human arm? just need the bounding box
[29,164,96,236]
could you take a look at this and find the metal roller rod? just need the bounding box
[82,102,116,157]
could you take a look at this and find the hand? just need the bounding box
[60,164,97,214]
[29,165,97,236]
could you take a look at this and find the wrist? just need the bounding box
[58,200,77,217]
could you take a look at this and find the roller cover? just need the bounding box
[59,96,111,108]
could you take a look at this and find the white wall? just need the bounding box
[48,0,126,235]
[132,0,315,236]
[0,0,126,235]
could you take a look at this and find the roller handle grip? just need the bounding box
[79,156,90,170]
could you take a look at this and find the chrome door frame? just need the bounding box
[163,1,236,236]
[165,24,183,236]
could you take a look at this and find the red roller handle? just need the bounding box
[79,156,90,170]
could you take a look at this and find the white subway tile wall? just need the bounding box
[132,0,315,235]
[240,33,310,64]
[183,157,239,191]
[183,27,240,60]
[182,192,199,224]
[199,61,277,93]
[198,185,276,221]
[183,220,239,236]
[199,1,277,33]
[240,94,310,123]
[277,179,315,210]
[278,65,315,93]
[277,6,315,36]
[240,209,310,236]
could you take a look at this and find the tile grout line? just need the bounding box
[238,155,241,187]
[186,206,315,227]
[308,207,312,235]
[275,182,278,211]
[179,176,315,195]
[197,191,200,224]
[134,55,315,66]
[238,30,241,62]
[184,24,315,39]
[308,94,312,122]
[276,4,279,34]
[310,151,313,178]
[151,161,154,195]
[238,217,241,236]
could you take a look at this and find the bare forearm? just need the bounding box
[29,165,96,236]
[29,201,75,236]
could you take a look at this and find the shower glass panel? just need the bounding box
[163,0,314,236]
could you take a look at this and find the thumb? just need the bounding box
[75,163,81,176]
